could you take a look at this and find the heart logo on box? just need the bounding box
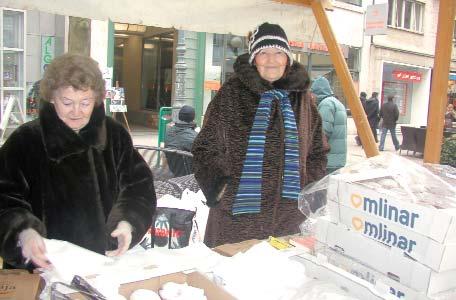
[350,194,362,208]
[352,217,364,231]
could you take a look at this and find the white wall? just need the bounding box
[329,2,365,47]
[410,68,431,126]
[90,19,108,73]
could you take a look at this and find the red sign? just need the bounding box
[289,40,305,48]
[308,42,329,52]
[392,70,422,82]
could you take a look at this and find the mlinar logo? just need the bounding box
[350,194,420,228]
[350,194,419,254]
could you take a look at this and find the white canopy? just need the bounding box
[3,0,329,43]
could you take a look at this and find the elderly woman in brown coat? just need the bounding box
[192,23,328,248]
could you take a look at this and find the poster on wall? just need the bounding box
[106,87,127,112]
[382,81,408,116]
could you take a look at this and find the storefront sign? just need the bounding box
[308,42,328,52]
[365,4,388,36]
[392,70,422,82]
[289,40,305,48]
[41,36,55,75]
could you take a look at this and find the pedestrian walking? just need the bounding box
[379,95,400,151]
[311,76,347,174]
[365,92,380,143]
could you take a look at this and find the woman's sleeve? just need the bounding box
[0,129,46,267]
[306,102,330,183]
[191,93,232,207]
[106,125,156,249]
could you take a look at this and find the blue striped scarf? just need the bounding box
[232,89,301,215]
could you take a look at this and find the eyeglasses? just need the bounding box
[50,275,107,300]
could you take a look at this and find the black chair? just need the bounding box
[414,128,427,156]
[400,126,416,155]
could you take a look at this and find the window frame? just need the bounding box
[387,0,424,33]
[336,0,362,6]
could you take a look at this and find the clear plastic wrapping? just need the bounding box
[298,153,456,237]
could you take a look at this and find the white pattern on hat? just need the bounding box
[249,35,290,54]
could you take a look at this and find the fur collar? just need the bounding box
[233,53,310,95]
[40,102,107,161]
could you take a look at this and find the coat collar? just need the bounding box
[40,102,107,161]
[233,53,310,95]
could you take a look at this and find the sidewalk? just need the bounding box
[129,119,423,167]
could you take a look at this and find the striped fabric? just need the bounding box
[232,89,301,215]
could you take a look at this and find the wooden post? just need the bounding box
[423,0,456,163]
[311,0,379,157]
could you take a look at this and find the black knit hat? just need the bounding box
[178,105,195,123]
[248,22,293,66]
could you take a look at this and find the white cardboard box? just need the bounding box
[314,216,456,294]
[327,200,456,272]
[291,252,397,300]
[313,246,456,300]
[327,173,456,245]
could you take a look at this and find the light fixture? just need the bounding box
[114,23,128,31]
[114,22,147,33]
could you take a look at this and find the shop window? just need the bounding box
[336,0,362,6]
[1,8,26,142]
[387,0,424,33]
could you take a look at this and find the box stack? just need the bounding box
[311,157,456,300]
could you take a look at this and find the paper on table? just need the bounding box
[43,239,227,286]
[44,239,114,282]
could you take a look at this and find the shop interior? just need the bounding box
[113,23,175,128]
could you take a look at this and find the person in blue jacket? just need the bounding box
[311,76,347,174]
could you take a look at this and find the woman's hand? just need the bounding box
[106,221,133,257]
[18,228,51,269]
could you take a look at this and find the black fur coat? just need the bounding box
[0,102,156,268]
[192,53,328,247]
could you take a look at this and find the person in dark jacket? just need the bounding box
[192,22,329,248]
[164,105,198,177]
[0,54,156,270]
[365,92,380,142]
[379,95,400,151]
[311,77,347,174]
[355,92,367,146]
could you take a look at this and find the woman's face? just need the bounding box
[51,86,96,131]
[448,104,454,112]
[254,47,288,83]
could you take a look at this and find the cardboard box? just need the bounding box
[314,216,456,294]
[70,271,235,299]
[327,200,456,271]
[0,269,42,300]
[212,239,261,257]
[327,173,456,244]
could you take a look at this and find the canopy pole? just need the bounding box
[310,0,379,157]
[423,0,456,163]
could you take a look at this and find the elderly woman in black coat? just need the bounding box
[0,54,156,269]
